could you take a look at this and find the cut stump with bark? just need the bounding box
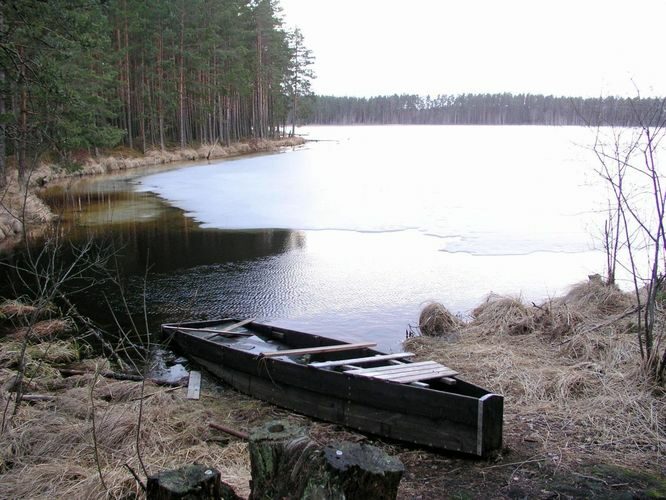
[312,441,405,499]
[249,420,404,500]
[146,464,240,500]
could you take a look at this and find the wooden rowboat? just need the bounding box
[163,318,503,457]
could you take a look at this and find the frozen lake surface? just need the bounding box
[133,125,609,347]
[139,125,604,256]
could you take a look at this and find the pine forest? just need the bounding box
[0,0,312,187]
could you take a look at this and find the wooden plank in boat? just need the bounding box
[259,342,377,358]
[203,318,256,339]
[374,367,459,383]
[309,352,415,368]
[187,371,201,400]
[345,361,450,376]
[163,318,233,329]
[164,325,254,337]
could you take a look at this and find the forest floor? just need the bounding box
[0,136,305,251]
[0,279,663,498]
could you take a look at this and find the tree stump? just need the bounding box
[310,442,405,499]
[249,420,404,500]
[146,464,240,500]
[248,420,318,499]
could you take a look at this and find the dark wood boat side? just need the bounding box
[480,393,504,456]
[193,356,479,454]
[172,328,481,424]
[166,320,504,456]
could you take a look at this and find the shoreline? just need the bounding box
[0,279,663,498]
[0,136,305,251]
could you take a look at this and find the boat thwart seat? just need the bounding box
[309,352,415,368]
[344,360,458,383]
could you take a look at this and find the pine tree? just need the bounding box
[286,27,315,136]
[0,0,310,186]
[0,0,123,184]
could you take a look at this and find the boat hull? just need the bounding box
[167,321,503,457]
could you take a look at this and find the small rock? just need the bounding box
[524,433,540,442]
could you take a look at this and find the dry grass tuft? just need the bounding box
[0,300,39,319]
[0,340,79,374]
[559,278,633,317]
[10,319,76,340]
[407,282,664,471]
[26,340,80,365]
[0,300,57,331]
[465,279,635,339]
[418,302,462,337]
[470,293,535,335]
[0,375,256,499]
[529,279,635,339]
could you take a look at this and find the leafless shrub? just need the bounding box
[593,98,666,383]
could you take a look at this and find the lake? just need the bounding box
[35,125,610,349]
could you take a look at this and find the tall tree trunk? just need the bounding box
[139,49,146,153]
[157,29,165,152]
[178,4,186,149]
[123,1,133,149]
[254,24,264,139]
[0,59,6,189]
[18,86,27,185]
[291,89,297,137]
[0,8,5,189]
[17,52,28,186]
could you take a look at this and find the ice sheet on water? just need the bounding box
[136,125,604,256]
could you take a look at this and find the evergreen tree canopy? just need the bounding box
[0,0,314,185]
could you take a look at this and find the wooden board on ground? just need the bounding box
[187,371,202,400]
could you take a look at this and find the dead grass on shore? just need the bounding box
[0,184,54,247]
[9,318,76,340]
[0,277,662,498]
[42,137,305,180]
[0,300,41,319]
[418,302,463,337]
[0,365,258,499]
[406,280,665,472]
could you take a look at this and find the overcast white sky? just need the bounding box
[278,0,666,98]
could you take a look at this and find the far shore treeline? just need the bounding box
[306,94,666,127]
